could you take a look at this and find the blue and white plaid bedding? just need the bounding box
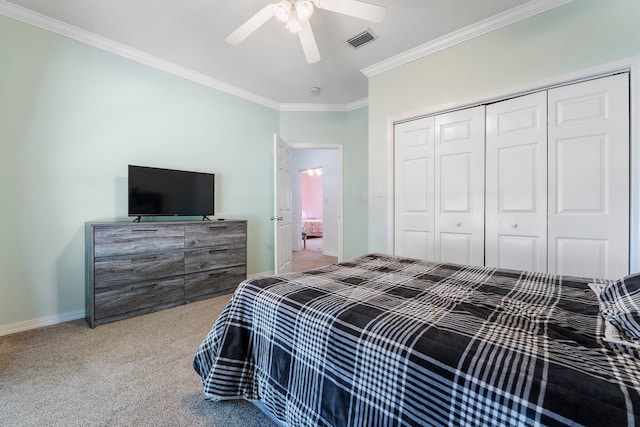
[194,254,640,426]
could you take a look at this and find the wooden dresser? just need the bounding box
[85,220,247,327]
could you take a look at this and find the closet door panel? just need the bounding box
[498,145,537,212]
[555,238,606,279]
[548,73,629,279]
[402,231,431,260]
[394,117,435,260]
[486,92,548,272]
[498,236,540,272]
[435,106,485,266]
[439,153,470,212]
[556,137,605,212]
[440,233,472,265]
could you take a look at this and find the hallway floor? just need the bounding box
[292,237,338,272]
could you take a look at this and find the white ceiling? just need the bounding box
[2,0,568,108]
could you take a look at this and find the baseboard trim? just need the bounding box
[0,310,85,337]
[248,271,275,279]
[0,273,274,337]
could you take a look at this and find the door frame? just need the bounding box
[291,144,344,262]
[387,55,640,274]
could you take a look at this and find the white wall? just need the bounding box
[367,0,640,264]
[292,149,339,256]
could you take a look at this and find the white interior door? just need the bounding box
[434,106,485,265]
[274,134,292,274]
[486,91,548,272]
[394,117,435,260]
[548,73,629,279]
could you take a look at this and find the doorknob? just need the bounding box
[270,216,284,221]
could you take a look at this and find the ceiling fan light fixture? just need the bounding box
[286,8,301,33]
[295,0,314,21]
[273,1,291,23]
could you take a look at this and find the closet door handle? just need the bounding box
[455,222,462,227]
[511,223,518,229]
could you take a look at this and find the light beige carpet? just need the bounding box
[0,295,276,426]
[292,238,338,272]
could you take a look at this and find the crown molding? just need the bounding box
[0,0,368,113]
[346,97,369,111]
[1,0,568,111]
[279,97,368,112]
[362,0,574,78]
[0,0,284,110]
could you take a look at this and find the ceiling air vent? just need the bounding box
[347,29,377,49]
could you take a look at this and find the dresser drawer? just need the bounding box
[94,277,184,322]
[184,244,245,274]
[94,251,184,288]
[184,265,246,302]
[185,222,246,248]
[94,224,184,257]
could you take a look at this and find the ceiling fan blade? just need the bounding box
[315,0,386,23]
[298,20,321,63]
[225,4,275,45]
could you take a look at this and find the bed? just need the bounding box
[194,253,640,426]
[302,219,323,237]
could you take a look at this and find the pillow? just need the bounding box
[597,274,640,344]
[588,283,628,344]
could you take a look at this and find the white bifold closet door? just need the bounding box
[394,106,485,265]
[395,73,628,279]
[434,107,485,265]
[547,74,629,279]
[485,91,548,272]
[485,73,629,279]
[394,117,436,261]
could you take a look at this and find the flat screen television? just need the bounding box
[128,165,215,219]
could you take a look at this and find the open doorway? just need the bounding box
[291,147,341,271]
[301,166,323,250]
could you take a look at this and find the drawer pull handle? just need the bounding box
[209,248,228,253]
[209,271,228,278]
[209,226,229,229]
[132,229,158,232]
[136,256,158,261]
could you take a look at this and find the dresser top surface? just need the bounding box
[86,219,246,227]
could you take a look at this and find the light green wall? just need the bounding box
[279,109,369,260]
[346,108,369,259]
[0,15,368,329]
[368,0,640,253]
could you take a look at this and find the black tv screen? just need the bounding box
[128,165,214,218]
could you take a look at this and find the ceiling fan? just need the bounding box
[226,0,386,63]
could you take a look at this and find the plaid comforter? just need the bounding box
[194,254,640,426]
